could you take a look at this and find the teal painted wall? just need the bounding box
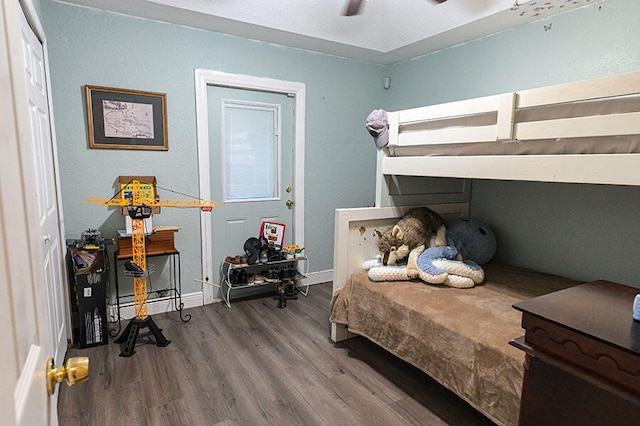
[386,0,640,285]
[40,0,386,298]
[388,0,638,109]
[38,0,640,294]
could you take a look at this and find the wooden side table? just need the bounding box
[511,280,640,426]
[116,229,178,259]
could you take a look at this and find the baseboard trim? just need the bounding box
[109,270,334,315]
[303,269,332,286]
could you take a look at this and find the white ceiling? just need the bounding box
[58,0,602,64]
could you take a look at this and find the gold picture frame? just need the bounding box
[85,85,168,150]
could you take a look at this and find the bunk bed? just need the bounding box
[330,71,640,426]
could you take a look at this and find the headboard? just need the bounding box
[332,203,469,290]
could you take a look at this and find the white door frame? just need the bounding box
[195,69,306,304]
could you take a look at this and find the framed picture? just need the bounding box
[85,85,168,150]
[260,221,286,247]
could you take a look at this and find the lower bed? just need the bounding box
[330,262,580,426]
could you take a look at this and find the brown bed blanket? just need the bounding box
[330,262,580,426]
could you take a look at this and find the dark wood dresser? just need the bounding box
[511,280,640,426]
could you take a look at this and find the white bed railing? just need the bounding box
[389,93,516,147]
[383,71,640,186]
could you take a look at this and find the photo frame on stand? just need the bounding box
[260,222,286,246]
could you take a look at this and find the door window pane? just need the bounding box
[222,100,280,202]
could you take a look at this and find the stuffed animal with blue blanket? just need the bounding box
[366,217,497,288]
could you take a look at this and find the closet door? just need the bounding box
[20,0,68,365]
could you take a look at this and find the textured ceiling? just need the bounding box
[58,0,603,64]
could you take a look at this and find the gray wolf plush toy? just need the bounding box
[376,207,447,266]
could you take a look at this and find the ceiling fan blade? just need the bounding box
[343,0,445,17]
[343,0,363,16]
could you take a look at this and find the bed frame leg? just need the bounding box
[331,323,355,342]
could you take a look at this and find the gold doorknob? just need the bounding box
[46,356,89,396]
[286,200,295,207]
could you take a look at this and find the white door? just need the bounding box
[209,87,295,271]
[19,1,68,367]
[1,1,68,424]
[195,70,306,303]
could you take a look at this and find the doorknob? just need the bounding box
[46,356,89,396]
[286,200,295,207]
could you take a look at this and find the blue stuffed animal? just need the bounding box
[446,217,497,266]
[415,241,484,288]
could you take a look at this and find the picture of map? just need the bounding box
[102,100,154,139]
[86,85,167,150]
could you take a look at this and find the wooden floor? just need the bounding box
[59,282,496,426]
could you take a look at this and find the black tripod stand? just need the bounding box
[114,316,170,357]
